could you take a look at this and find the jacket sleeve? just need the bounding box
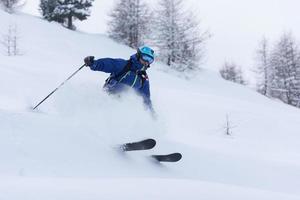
[140,81,154,112]
[90,58,126,74]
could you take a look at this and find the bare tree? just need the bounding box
[1,24,21,56]
[153,0,209,72]
[0,0,25,13]
[219,61,246,85]
[223,114,236,136]
[254,37,271,96]
[269,33,300,107]
[108,0,152,48]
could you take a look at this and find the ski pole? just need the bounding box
[33,63,86,110]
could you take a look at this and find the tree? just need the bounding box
[223,114,236,136]
[254,37,271,96]
[39,0,94,30]
[0,0,24,13]
[269,33,300,107]
[219,61,246,85]
[1,24,21,56]
[153,0,209,72]
[39,0,63,23]
[108,0,151,48]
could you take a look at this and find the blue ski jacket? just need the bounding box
[89,54,152,109]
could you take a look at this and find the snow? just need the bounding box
[1,10,300,199]
[1,177,300,200]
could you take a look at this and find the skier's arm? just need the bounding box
[86,57,125,74]
[141,81,156,117]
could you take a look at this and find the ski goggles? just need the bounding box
[141,54,154,64]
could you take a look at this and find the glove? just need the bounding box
[84,56,95,67]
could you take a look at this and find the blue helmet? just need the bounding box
[137,46,155,64]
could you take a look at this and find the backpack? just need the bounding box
[104,59,149,90]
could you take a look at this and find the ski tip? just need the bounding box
[151,152,182,163]
[146,138,156,148]
[174,152,182,158]
[169,153,182,161]
[118,138,156,152]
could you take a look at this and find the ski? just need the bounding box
[120,138,156,151]
[151,153,182,162]
[118,139,182,163]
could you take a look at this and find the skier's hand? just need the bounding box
[84,56,95,67]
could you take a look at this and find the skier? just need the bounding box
[84,45,155,113]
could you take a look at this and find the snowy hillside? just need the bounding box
[1,11,300,200]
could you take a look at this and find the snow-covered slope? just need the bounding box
[1,11,300,200]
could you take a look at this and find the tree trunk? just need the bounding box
[67,15,73,30]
